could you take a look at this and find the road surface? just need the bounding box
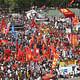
[59,77,80,80]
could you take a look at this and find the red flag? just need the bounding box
[12,64,17,70]
[14,52,18,59]
[30,19,35,27]
[18,49,23,57]
[21,52,26,64]
[47,38,50,44]
[5,56,13,62]
[26,47,32,61]
[72,51,79,53]
[16,40,19,51]
[72,16,79,26]
[43,49,48,60]
[68,0,74,6]
[29,36,34,48]
[37,37,39,44]
[1,40,9,44]
[69,34,72,43]
[40,5,46,10]
[42,45,45,53]
[50,43,56,57]
[4,49,11,57]
[35,22,38,28]
[55,28,56,33]
[0,56,3,62]
[52,52,60,69]
[16,49,23,61]
[33,48,42,62]
[1,18,7,29]
[40,30,43,39]
[41,24,44,28]
[58,8,75,18]
[47,46,51,59]
[4,56,10,62]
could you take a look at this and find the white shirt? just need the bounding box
[62,50,66,57]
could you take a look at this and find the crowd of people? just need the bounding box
[0,12,80,80]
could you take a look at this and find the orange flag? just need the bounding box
[79,48,80,55]
[72,34,75,49]
[37,37,39,43]
[74,35,78,46]
[72,16,79,26]
[69,34,72,43]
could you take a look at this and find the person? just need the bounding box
[0,13,79,80]
[63,72,66,79]
[66,74,68,79]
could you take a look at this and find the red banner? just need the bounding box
[58,8,75,18]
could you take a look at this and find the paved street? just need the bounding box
[70,77,80,80]
[59,77,80,80]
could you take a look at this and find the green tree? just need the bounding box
[0,0,74,12]
[4,0,16,10]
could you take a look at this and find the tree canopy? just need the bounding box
[0,0,77,12]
